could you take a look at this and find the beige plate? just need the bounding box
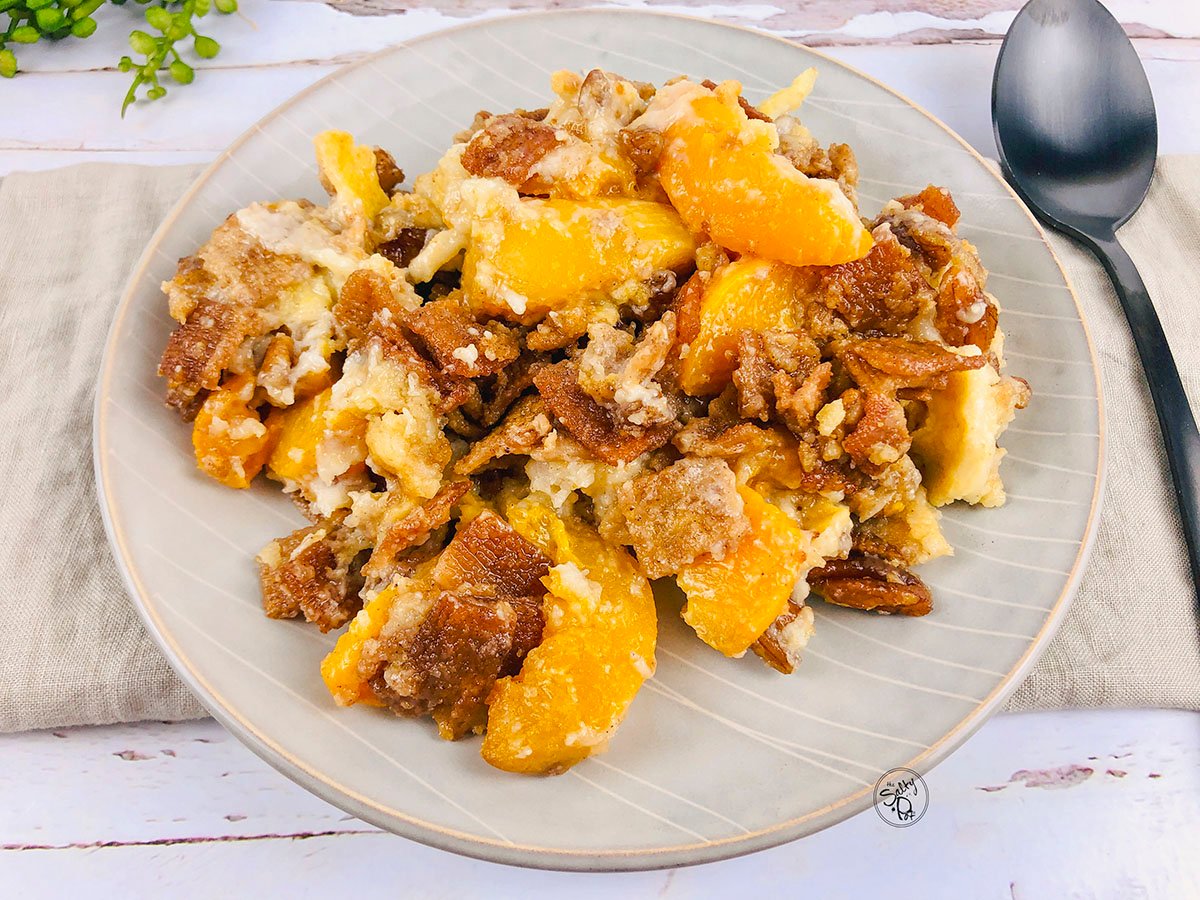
[94,9,1104,871]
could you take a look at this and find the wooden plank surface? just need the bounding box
[308,0,1200,44]
[2,710,1197,896]
[1,0,1197,894]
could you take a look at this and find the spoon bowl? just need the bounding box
[993,0,1157,239]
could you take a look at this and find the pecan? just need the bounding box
[936,263,998,352]
[377,228,431,268]
[373,147,405,194]
[895,184,960,228]
[618,126,665,175]
[815,227,927,333]
[752,600,814,674]
[808,555,932,616]
[839,336,988,393]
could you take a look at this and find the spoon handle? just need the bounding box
[1091,233,1200,598]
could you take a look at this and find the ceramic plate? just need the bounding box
[95,10,1103,871]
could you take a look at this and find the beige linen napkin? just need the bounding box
[1,161,1198,733]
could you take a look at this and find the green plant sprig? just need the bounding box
[0,0,239,115]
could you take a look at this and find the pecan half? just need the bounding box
[808,554,932,616]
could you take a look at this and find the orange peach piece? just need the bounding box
[462,198,696,324]
[265,386,333,486]
[482,499,656,774]
[679,257,813,396]
[313,130,391,220]
[319,585,395,707]
[678,485,811,657]
[191,373,279,490]
[659,91,872,267]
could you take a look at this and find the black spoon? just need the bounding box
[993,0,1200,597]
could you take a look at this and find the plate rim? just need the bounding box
[93,7,1107,872]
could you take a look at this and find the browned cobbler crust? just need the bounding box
[431,510,552,601]
[404,293,522,379]
[808,554,932,616]
[454,395,552,475]
[159,299,264,419]
[362,481,470,581]
[838,336,988,394]
[461,114,565,190]
[534,361,676,465]
[603,458,750,579]
[814,226,927,333]
[258,521,364,632]
[368,512,551,739]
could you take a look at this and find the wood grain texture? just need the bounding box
[2,711,1197,896]
[309,0,1200,44]
[1,0,1198,890]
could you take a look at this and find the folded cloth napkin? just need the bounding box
[1,160,1198,733]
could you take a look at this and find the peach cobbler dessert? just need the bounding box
[157,69,1029,775]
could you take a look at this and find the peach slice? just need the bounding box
[192,373,279,489]
[679,257,814,396]
[482,497,656,774]
[678,485,811,657]
[462,198,695,324]
[659,89,872,267]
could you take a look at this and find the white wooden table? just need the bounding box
[3,2,1199,895]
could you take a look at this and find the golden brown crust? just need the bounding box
[604,458,749,579]
[461,114,565,191]
[453,395,552,475]
[839,337,988,394]
[431,510,552,601]
[404,294,522,379]
[534,361,676,465]
[258,521,363,632]
[158,300,265,419]
[815,228,927,333]
[363,481,470,581]
[841,392,910,476]
[375,591,542,740]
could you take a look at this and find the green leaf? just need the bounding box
[145,6,172,31]
[9,25,40,43]
[34,7,64,30]
[0,0,20,12]
[70,16,95,38]
[60,0,83,9]
[128,29,156,55]
[193,34,218,58]
[25,0,53,11]
[0,49,16,79]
